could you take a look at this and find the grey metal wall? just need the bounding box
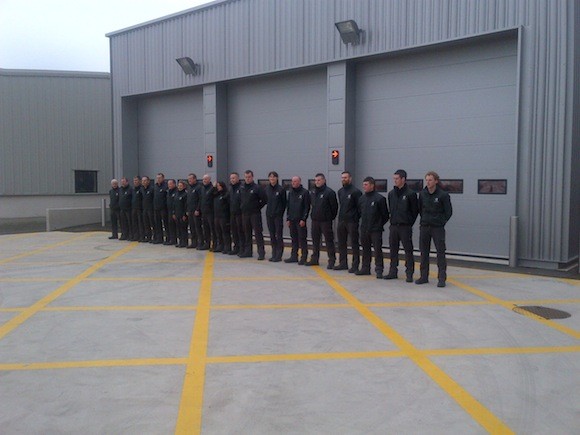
[355,36,517,257]
[227,68,327,179]
[108,0,579,268]
[0,69,112,195]
[135,90,204,179]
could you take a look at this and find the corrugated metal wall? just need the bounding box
[0,70,112,195]
[108,0,578,267]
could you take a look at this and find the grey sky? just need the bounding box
[0,0,209,72]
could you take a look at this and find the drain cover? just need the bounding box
[513,306,571,320]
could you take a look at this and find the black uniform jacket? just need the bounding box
[141,184,154,211]
[200,183,215,215]
[310,184,338,222]
[174,189,188,219]
[358,191,389,232]
[131,185,143,210]
[240,182,267,215]
[338,184,362,223]
[286,185,310,222]
[166,187,177,215]
[418,186,452,227]
[213,190,230,219]
[229,182,242,216]
[265,183,287,218]
[119,185,132,210]
[153,182,167,211]
[187,182,202,213]
[109,188,120,210]
[388,184,419,225]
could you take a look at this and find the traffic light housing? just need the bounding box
[331,149,340,165]
[206,154,214,168]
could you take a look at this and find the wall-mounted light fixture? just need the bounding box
[176,57,200,75]
[335,20,363,45]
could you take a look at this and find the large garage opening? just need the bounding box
[355,35,518,258]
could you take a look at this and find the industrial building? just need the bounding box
[106,0,579,270]
[0,68,112,219]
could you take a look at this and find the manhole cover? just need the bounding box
[513,306,571,320]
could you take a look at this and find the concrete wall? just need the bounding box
[0,195,108,219]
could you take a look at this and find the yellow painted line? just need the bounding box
[212,303,350,310]
[175,253,214,435]
[507,299,580,305]
[0,232,95,265]
[0,278,70,282]
[0,357,188,371]
[116,259,203,264]
[557,278,580,286]
[42,305,197,312]
[86,277,202,282]
[207,350,405,364]
[424,345,580,357]
[0,308,24,313]
[0,242,138,341]
[366,300,492,308]
[314,267,514,434]
[215,276,322,281]
[448,278,580,339]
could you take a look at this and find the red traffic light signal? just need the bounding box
[331,149,340,165]
[206,154,214,168]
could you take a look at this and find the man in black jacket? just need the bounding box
[174,180,189,248]
[152,173,168,244]
[108,179,120,239]
[240,170,267,260]
[199,174,216,251]
[357,177,389,278]
[165,179,178,246]
[285,176,310,265]
[416,171,453,287]
[131,176,144,242]
[385,169,419,282]
[265,171,287,262]
[229,172,244,255]
[306,173,338,269]
[336,171,362,273]
[186,173,203,249]
[141,176,154,242]
[119,177,133,241]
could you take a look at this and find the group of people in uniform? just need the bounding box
[108,169,452,287]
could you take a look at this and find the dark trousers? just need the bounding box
[202,213,216,249]
[110,208,120,238]
[166,215,177,244]
[177,217,189,247]
[143,209,154,241]
[311,220,336,264]
[419,225,447,282]
[360,230,384,274]
[388,224,415,277]
[187,212,202,247]
[120,209,132,240]
[230,213,243,252]
[153,209,167,242]
[131,209,144,241]
[288,220,308,261]
[242,213,265,257]
[214,216,231,252]
[266,215,284,260]
[337,220,359,268]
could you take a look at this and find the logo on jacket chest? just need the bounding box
[371,201,375,206]
[434,198,439,203]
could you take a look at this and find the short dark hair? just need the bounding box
[168,178,176,184]
[268,171,279,178]
[142,176,150,181]
[425,170,440,181]
[341,171,352,177]
[315,173,325,179]
[394,169,407,179]
[363,176,375,185]
[188,173,197,179]
[244,170,254,176]
[216,181,227,190]
[133,175,140,180]
[230,172,239,177]
[157,173,165,178]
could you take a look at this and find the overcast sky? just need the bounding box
[0,0,210,72]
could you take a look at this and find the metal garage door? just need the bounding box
[356,36,518,258]
[227,68,327,181]
[137,90,204,180]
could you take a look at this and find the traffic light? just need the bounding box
[206,154,214,168]
[331,149,340,165]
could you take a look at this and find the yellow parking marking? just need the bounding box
[0,232,95,265]
[315,267,514,434]
[42,305,197,312]
[508,299,580,305]
[366,301,492,308]
[207,350,405,364]
[215,276,322,281]
[175,253,214,435]
[212,303,350,310]
[116,259,203,264]
[424,345,580,357]
[448,278,580,339]
[0,308,24,313]
[0,357,187,371]
[86,277,202,282]
[557,278,580,286]
[0,278,69,282]
[0,242,138,341]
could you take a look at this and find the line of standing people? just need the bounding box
[109,169,452,287]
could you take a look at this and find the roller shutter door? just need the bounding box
[137,90,204,180]
[355,37,518,258]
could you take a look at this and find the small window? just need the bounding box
[75,170,98,193]
[257,179,269,188]
[478,179,507,195]
[439,179,464,194]
[374,179,388,192]
[407,179,424,192]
